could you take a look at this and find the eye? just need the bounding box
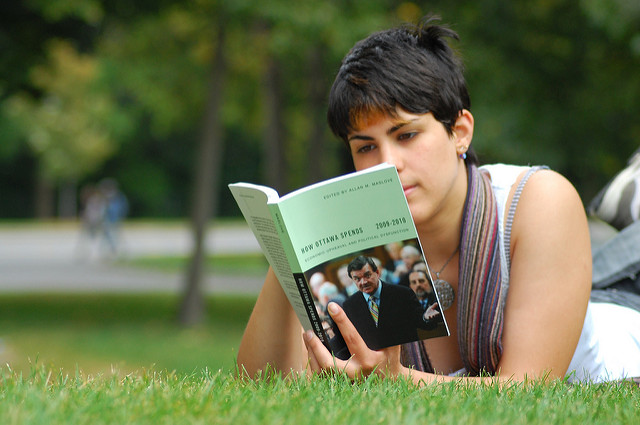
[397,132,417,141]
[354,143,376,154]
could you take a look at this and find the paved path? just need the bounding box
[0,218,619,295]
[0,221,265,294]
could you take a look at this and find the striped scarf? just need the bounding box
[401,164,505,375]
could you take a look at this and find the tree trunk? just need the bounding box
[306,46,327,185]
[58,180,77,218]
[263,55,287,192]
[35,169,54,219]
[178,22,227,326]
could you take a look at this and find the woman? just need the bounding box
[237,17,640,384]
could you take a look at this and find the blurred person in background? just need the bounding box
[99,178,129,258]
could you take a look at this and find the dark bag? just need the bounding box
[590,212,640,312]
[588,147,640,311]
[588,147,640,231]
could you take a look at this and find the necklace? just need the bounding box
[432,245,458,311]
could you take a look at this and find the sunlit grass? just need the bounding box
[123,253,268,276]
[0,295,638,424]
[1,222,637,423]
[1,365,638,425]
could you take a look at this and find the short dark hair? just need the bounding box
[327,16,477,165]
[347,255,378,278]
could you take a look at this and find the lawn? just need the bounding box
[122,252,268,276]
[0,294,256,376]
[0,225,637,424]
[1,365,638,425]
[0,294,638,424]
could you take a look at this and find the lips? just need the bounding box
[402,185,416,197]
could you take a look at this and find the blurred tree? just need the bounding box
[260,27,287,193]
[578,0,640,190]
[2,0,639,215]
[2,0,639,330]
[0,0,104,217]
[94,2,212,220]
[0,0,178,217]
[174,0,399,324]
[5,39,130,217]
[231,0,396,192]
[179,15,228,326]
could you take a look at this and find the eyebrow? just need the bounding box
[347,119,417,142]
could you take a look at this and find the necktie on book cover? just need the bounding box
[369,296,379,327]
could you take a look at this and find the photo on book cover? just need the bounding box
[303,237,449,360]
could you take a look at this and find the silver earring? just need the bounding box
[459,152,467,160]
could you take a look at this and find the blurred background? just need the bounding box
[0,0,639,375]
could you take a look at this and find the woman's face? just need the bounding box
[346,108,471,228]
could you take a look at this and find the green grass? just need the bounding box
[122,253,269,276]
[0,294,256,376]
[1,366,638,425]
[0,295,638,424]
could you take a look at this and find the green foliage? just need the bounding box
[582,0,640,40]
[97,4,212,138]
[449,0,640,199]
[1,364,638,424]
[26,0,104,24]
[2,0,640,216]
[4,39,131,183]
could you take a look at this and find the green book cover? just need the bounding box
[229,163,449,358]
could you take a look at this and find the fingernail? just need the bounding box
[304,330,314,342]
[327,302,339,315]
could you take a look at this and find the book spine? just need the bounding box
[271,207,330,349]
[292,272,329,346]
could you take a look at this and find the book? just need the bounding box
[229,163,449,359]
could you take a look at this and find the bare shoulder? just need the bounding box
[511,168,587,235]
[520,168,582,204]
[509,167,591,278]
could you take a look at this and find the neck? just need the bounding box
[415,162,468,263]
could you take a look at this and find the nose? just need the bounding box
[379,143,404,171]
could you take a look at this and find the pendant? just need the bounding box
[433,279,455,311]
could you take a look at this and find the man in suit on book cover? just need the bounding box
[329,255,440,360]
[409,269,439,311]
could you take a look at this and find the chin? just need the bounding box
[408,201,438,226]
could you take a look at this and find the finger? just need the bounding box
[326,302,373,363]
[303,327,345,372]
[303,330,321,374]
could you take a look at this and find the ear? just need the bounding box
[453,109,474,156]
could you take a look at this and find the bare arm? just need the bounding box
[497,169,591,380]
[236,267,308,377]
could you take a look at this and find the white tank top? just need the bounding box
[481,163,640,382]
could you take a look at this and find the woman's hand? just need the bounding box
[303,302,409,380]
